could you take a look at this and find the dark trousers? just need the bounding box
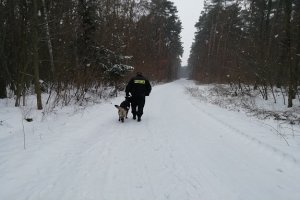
[131,96,145,117]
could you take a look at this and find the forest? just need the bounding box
[188,0,300,107]
[0,0,182,109]
[1,0,299,109]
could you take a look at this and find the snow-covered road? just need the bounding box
[1,80,300,200]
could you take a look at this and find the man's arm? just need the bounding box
[145,80,152,96]
[125,79,133,96]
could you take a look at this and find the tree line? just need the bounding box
[0,0,182,109]
[188,0,300,107]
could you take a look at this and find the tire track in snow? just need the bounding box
[189,100,299,165]
[144,85,228,200]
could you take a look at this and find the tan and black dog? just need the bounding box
[114,96,131,122]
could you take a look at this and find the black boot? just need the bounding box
[137,116,141,122]
[133,114,136,120]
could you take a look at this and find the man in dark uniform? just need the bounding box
[125,72,152,122]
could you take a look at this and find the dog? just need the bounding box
[114,96,131,122]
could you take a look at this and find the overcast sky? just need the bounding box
[171,0,205,66]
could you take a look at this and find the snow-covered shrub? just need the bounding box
[186,84,300,125]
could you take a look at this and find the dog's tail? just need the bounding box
[114,105,120,109]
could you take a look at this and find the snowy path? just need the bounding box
[1,80,300,200]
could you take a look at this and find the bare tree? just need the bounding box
[41,0,55,80]
[33,0,42,110]
[284,0,293,107]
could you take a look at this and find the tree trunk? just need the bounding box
[41,0,55,80]
[0,76,6,98]
[285,0,293,107]
[294,1,300,101]
[15,1,28,107]
[33,0,43,110]
[0,10,7,98]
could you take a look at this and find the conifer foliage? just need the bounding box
[0,0,182,108]
[188,0,300,107]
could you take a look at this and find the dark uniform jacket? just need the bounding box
[125,74,152,97]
